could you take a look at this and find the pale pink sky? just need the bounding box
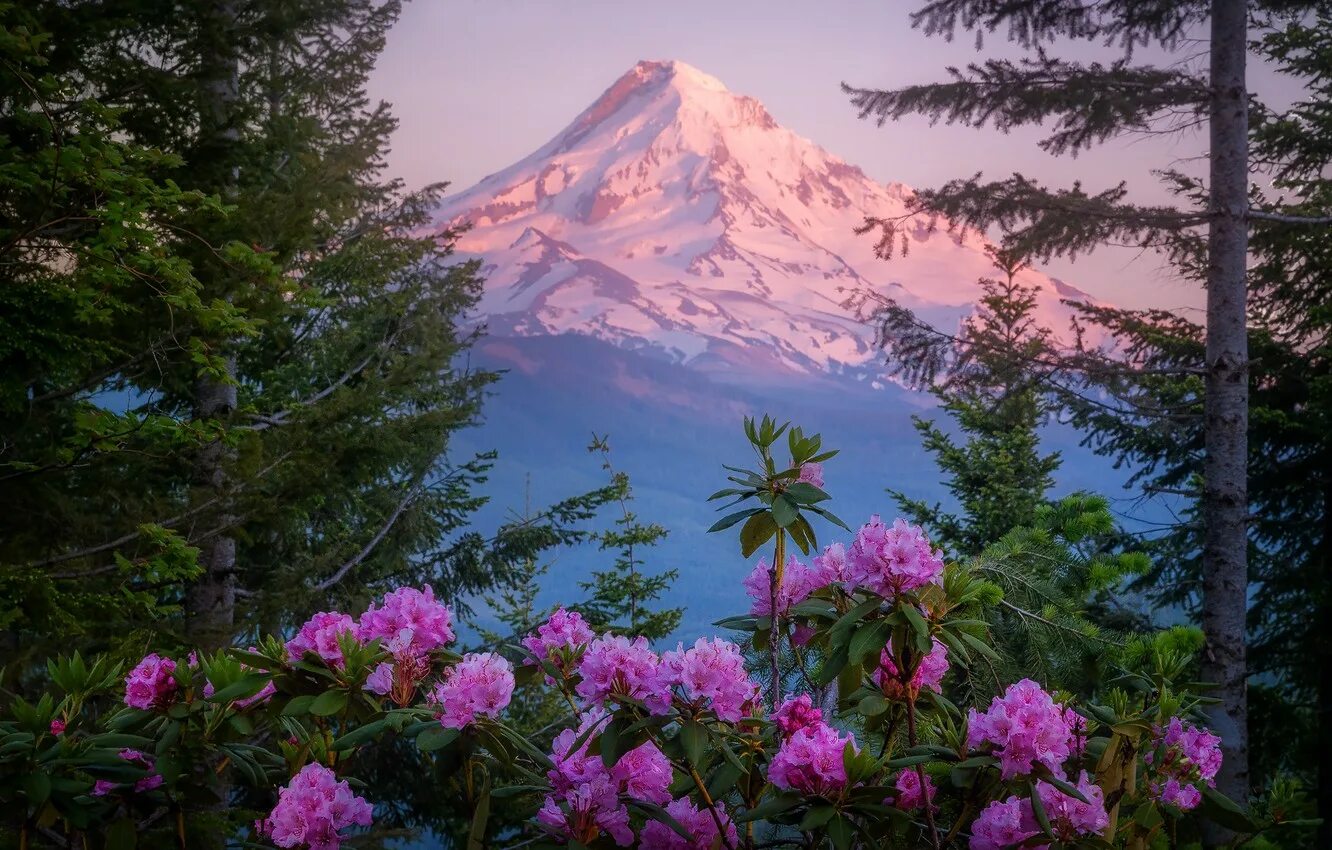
[368,0,1301,314]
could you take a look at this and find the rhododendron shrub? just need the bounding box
[1,417,1285,850]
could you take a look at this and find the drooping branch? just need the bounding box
[844,57,1207,156]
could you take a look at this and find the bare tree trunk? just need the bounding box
[1317,482,1332,847]
[1201,0,1250,840]
[185,0,241,649]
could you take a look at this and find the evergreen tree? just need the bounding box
[843,1,1332,814]
[874,247,1061,554]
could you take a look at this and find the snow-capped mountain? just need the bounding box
[434,59,1094,380]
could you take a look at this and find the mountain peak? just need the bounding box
[436,62,1100,379]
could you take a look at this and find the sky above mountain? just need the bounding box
[369,2,1303,315]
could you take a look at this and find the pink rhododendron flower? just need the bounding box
[49,719,65,735]
[575,634,672,714]
[663,637,758,722]
[1145,716,1222,811]
[522,607,595,679]
[124,653,178,711]
[874,636,949,699]
[768,722,856,796]
[356,585,454,657]
[773,694,823,738]
[611,741,673,805]
[432,652,514,729]
[540,711,668,847]
[970,796,1045,850]
[844,516,945,597]
[1036,771,1109,840]
[257,762,372,850]
[890,768,937,811]
[119,748,152,765]
[796,462,824,488]
[286,612,358,668]
[640,797,739,850]
[135,774,164,793]
[364,662,394,696]
[966,679,1076,779]
[813,542,847,584]
[743,555,834,618]
[92,780,116,797]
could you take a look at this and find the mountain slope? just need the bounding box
[434,59,1097,379]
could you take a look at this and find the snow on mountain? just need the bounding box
[434,59,1096,379]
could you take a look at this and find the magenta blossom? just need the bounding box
[257,762,372,850]
[1145,716,1223,811]
[844,516,945,597]
[575,634,672,714]
[640,797,739,850]
[536,774,633,846]
[773,694,823,739]
[49,719,65,735]
[874,636,949,699]
[286,612,358,668]
[612,741,674,805]
[768,722,856,797]
[432,652,515,729]
[522,607,595,677]
[663,637,759,722]
[1036,771,1109,840]
[742,555,834,619]
[124,653,178,711]
[92,780,116,797]
[356,585,454,658]
[970,796,1045,850]
[966,679,1076,779]
[890,768,937,812]
[795,462,824,488]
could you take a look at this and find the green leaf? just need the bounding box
[417,725,460,753]
[679,719,706,766]
[23,771,50,805]
[784,482,830,504]
[1029,779,1055,838]
[1199,786,1260,833]
[308,690,349,717]
[734,792,800,823]
[849,620,892,667]
[740,512,778,558]
[827,814,855,850]
[708,507,762,533]
[331,718,390,750]
[857,694,890,717]
[799,804,837,830]
[468,782,490,850]
[771,495,798,528]
[900,604,931,652]
[281,695,316,716]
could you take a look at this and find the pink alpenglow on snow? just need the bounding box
[773,694,823,738]
[257,762,373,850]
[844,516,945,597]
[969,796,1044,850]
[522,607,595,672]
[432,652,515,729]
[768,723,856,797]
[575,634,672,714]
[874,636,950,699]
[890,768,937,812]
[639,797,740,850]
[286,612,358,668]
[1036,771,1109,840]
[356,585,455,657]
[796,462,824,488]
[966,679,1076,780]
[743,555,834,619]
[1145,716,1223,811]
[124,653,178,710]
[663,637,759,722]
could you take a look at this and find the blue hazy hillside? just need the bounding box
[452,333,1143,642]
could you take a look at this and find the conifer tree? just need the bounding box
[843,2,1332,815]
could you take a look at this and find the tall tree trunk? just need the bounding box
[185,0,241,649]
[1317,481,1332,847]
[1201,0,1250,839]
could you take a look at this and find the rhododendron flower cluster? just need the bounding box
[844,516,945,597]
[123,653,178,710]
[640,797,739,850]
[575,634,672,714]
[874,636,949,699]
[890,768,936,811]
[257,762,372,850]
[768,721,857,796]
[773,694,823,738]
[356,585,455,657]
[286,612,358,668]
[431,652,515,729]
[742,554,834,618]
[538,712,673,846]
[663,637,759,722]
[1035,771,1109,840]
[795,462,824,488]
[966,679,1076,779]
[1145,716,1223,811]
[970,795,1044,850]
[522,607,595,676]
